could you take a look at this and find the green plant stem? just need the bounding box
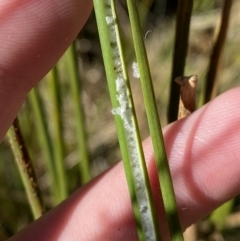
[7,118,44,219]
[126,0,183,240]
[210,199,234,230]
[27,88,58,205]
[203,0,233,104]
[167,0,194,123]
[65,43,91,184]
[93,1,161,240]
[48,67,68,201]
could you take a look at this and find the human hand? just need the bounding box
[2,1,240,241]
[0,0,92,140]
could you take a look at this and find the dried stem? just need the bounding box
[8,118,44,219]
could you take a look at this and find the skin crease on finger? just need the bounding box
[7,87,240,241]
[0,0,93,141]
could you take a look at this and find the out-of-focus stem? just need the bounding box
[66,43,91,184]
[48,67,68,201]
[8,118,44,219]
[203,0,233,103]
[28,88,58,205]
[167,0,194,123]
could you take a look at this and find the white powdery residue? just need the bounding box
[115,79,155,240]
[105,15,113,26]
[132,62,140,79]
[130,138,155,241]
[117,93,127,104]
[106,10,156,239]
[115,77,155,240]
[116,77,126,98]
[111,107,121,116]
[112,78,134,132]
[114,59,122,74]
[104,0,111,7]
[110,32,117,47]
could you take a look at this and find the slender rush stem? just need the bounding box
[65,43,91,184]
[48,67,68,201]
[7,118,44,219]
[203,0,233,103]
[126,0,184,240]
[93,1,161,240]
[27,88,58,205]
[167,0,194,123]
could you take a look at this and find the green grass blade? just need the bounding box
[210,199,234,230]
[47,67,68,201]
[126,0,184,240]
[93,1,161,240]
[27,88,58,205]
[65,43,91,184]
[7,118,44,219]
[167,0,194,123]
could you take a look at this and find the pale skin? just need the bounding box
[175,75,198,240]
[1,1,240,241]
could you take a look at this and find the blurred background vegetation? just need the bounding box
[1,0,240,240]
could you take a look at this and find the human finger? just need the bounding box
[0,0,93,141]
[7,87,240,241]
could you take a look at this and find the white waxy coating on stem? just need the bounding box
[132,61,140,79]
[105,1,157,240]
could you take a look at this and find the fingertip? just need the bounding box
[0,1,93,141]
[1,1,93,89]
[163,87,240,226]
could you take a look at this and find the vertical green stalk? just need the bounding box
[7,118,44,219]
[210,199,234,230]
[203,0,233,104]
[93,1,161,240]
[48,67,68,201]
[27,88,58,205]
[126,0,184,240]
[65,43,91,184]
[167,0,194,123]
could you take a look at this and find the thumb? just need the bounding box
[0,1,93,141]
